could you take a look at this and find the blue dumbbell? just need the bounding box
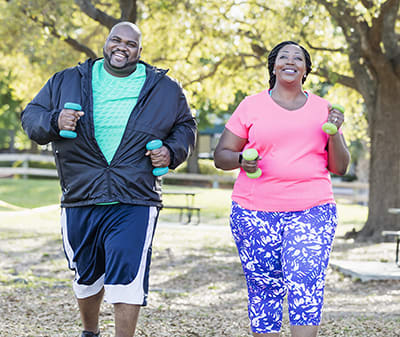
[59,102,82,139]
[146,139,169,176]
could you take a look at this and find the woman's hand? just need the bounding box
[327,105,344,132]
[240,153,262,174]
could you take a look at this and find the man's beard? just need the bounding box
[103,50,138,70]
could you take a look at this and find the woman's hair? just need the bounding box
[267,41,312,89]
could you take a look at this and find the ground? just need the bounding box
[0,207,399,337]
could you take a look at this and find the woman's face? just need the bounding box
[273,44,306,85]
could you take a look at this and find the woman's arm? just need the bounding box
[214,129,246,170]
[327,133,351,175]
[214,129,260,174]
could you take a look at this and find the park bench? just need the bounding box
[162,191,201,225]
[382,208,400,267]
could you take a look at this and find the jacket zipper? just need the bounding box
[106,167,112,200]
[55,149,69,194]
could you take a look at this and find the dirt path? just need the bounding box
[0,209,399,337]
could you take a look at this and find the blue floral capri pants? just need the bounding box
[230,201,337,334]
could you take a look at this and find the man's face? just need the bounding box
[103,25,142,76]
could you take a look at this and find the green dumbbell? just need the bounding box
[242,148,262,179]
[146,139,169,176]
[59,102,82,139]
[322,104,345,135]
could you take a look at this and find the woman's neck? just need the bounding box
[270,82,305,100]
[269,83,308,111]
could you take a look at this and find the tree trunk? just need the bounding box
[357,73,400,241]
[9,129,15,153]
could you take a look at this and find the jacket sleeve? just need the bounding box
[163,88,197,169]
[21,75,62,145]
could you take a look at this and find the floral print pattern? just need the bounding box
[230,201,337,333]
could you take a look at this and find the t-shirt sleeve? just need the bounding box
[225,98,249,139]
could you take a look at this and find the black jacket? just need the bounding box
[21,59,197,207]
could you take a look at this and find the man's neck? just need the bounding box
[103,61,137,78]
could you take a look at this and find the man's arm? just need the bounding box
[21,76,62,145]
[163,90,197,169]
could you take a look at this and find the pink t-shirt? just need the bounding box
[226,90,337,212]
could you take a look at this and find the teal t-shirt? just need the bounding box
[92,59,146,164]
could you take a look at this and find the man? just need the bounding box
[21,22,197,337]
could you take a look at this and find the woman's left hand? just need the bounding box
[327,105,344,130]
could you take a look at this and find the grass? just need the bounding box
[0,178,368,229]
[0,178,61,208]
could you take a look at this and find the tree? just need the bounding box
[292,0,400,241]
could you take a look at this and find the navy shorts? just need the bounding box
[61,204,159,305]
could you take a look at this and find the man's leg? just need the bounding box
[77,288,104,334]
[114,304,141,337]
[290,325,318,337]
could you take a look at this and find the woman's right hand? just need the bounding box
[240,155,261,174]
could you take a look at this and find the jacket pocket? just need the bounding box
[54,148,69,194]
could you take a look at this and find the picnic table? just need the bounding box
[382,208,400,267]
[162,191,201,225]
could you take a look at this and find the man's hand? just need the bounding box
[145,145,171,167]
[58,108,84,131]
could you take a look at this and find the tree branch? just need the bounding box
[360,0,374,9]
[301,29,346,53]
[119,0,137,22]
[317,0,361,40]
[317,1,385,85]
[182,60,224,87]
[23,8,97,59]
[152,38,204,64]
[74,0,119,29]
[313,68,358,90]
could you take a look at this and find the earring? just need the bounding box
[273,70,276,75]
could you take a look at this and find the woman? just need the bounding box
[213,41,350,337]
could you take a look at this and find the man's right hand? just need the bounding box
[58,108,84,131]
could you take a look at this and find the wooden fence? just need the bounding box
[0,153,58,178]
[0,153,369,204]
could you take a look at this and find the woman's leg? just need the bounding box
[230,202,286,335]
[281,204,337,336]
